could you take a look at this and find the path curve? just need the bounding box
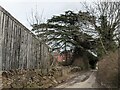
[55,70,100,88]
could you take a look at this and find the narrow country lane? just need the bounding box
[55,70,101,88]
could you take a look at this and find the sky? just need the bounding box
[0,0,99,30]
[3,0,117,30]
[0,0,118,29]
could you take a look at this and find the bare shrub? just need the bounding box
[97,50,118,88]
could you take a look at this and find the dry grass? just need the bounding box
[2,66,81,88]
[97,50,119,88]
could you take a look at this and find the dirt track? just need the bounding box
[55,70,101,88]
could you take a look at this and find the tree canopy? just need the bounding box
[82,2,120,56]
[30,2,119,59]
[32,10,95,52]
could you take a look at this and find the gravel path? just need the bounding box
[55,70,101,88]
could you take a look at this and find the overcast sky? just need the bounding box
[0,0,98,29]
